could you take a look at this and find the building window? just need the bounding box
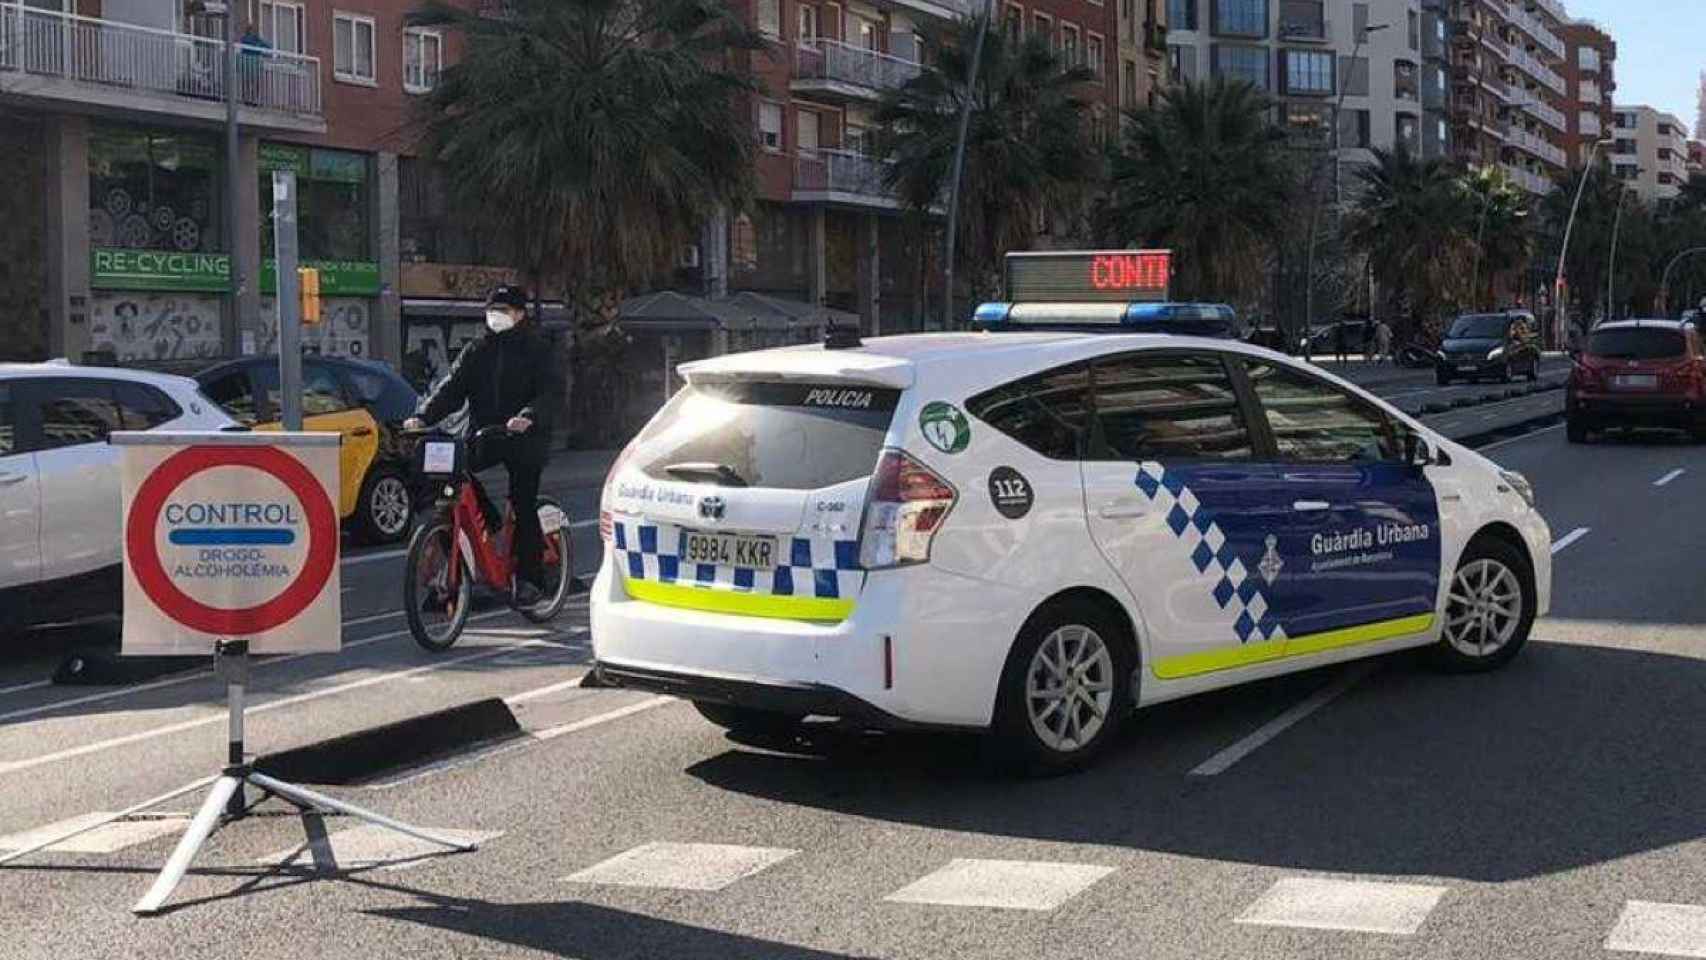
[1407,10,1418,49]
[1166,46,1195,84]
[258,144,372,262]
[796,108,820,155]
[756,0,780,38]
[1397,115,1419,153]
[1168,0,1197,31]
[1004,5,1023,42]
[403,28,442,94]
[1213,43,1268,90]
[855,15,879,50]
[256,0,305,55]
[757,100,783,152]
[1087,34,1104,76]
[1213,0,1267,38]
[1061,24,1080,65]
[1125,59,1140,104]
[1338,107,1371,147]
[1339,54,1368,96]
[798,4,818,44]
[1284,49,1334,95]
[1034,12,1054,46]
[89,125,224,254]
[333,12,376,84]
[1284,102,1332,141]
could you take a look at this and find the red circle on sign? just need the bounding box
[125,445,337,636]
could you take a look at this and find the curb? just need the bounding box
[254,697,523,785]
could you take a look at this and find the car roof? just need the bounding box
[0,361,200,392]
[679,331,1315,396]
[1593,319,1689,331]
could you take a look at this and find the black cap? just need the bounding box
[486,285,528,310]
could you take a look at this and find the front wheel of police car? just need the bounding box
[993,600,1136,775]
[1430,534,1536,673]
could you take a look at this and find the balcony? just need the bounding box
[793,150,905,210]
[1277,17,1331,43]
[1506,126,1566,167]
[1580,80,1601,105]
[1529,0,1568,25]
[0,5,322,131]
[1517,95,1565,132]
[792,39,920,101]
[1578,47,1601,74]
[1500,162,1555,194]
[1580,112,1602,137]
[1505,5,1564,60]
[888,0,977,21]
[1507,47,1565,95]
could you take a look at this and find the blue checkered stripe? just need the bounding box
[1134,461,1286,644]
[610,518,863,600]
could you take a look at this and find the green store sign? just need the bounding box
[259,143,366,184]
[91,248,381,297]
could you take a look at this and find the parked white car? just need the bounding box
[0,362,235,634]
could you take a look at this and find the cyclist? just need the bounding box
[405,285,564,604]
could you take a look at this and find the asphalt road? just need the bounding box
[16,365,1706,960]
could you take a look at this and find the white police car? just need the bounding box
[590,252,1551,772]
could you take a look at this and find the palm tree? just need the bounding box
[1099,77,1295,305]
[1539,166,1624,330]
[1465,167,1533,311]
[407,0,763,444]
[1344,148,1476,343]
[875,18,1099,308]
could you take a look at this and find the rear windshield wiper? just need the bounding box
[663,462,750,487]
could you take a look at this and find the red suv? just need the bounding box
[1567,319,1706,443]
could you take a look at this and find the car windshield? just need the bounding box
[1448,315,1509,339]
[1587,328,1686,360]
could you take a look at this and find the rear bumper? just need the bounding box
[1437,356,1514,378]
[1570,393,1706,427]
[592,661,948,730]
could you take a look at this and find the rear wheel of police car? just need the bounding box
[993,600,1135,775]
[1431,536,1534,672]
[404,521,472,651]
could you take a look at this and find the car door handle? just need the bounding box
[1098,504,1147,519]
[350,427,374,437]
[1292,500,1331,512]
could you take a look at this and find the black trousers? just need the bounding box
[469,442,546,586]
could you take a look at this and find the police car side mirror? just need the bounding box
[1403,433,1440,469]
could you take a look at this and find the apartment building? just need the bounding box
[1611,105,1688,204]
[1688,139,1704,177]
[1164,0,1443,179]
[1432,0,1571,196]
[1558,19,1613,168]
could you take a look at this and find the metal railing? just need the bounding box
[794,38,920,93]
[1277,18,1331,41]
[1580,112,1602,137]
[0,5,321,116]
[1499,162,1554,194]
[1505,5,1564,60]
[1520,96,1565,132]
[1506,126,1566,166]
[1507,46,1564,95]
[794,149,899,202]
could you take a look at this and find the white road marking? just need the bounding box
[531,696,675,741]
[884,858,1116,911]
[565,842,797,892]
[1235,877,1447,935]
[0,811,189,854]
[1477,423,1565,453]
[1189,662,1375,777]
[504,676,592,706]
[0,636,567,777]
[0,609,520,723]
[0,680,51,697]
[1551,527,1591,555]
[1655,468,1686,487]
[1607,900,1706,958]
[341,548,409,567]
[259,826,503,873]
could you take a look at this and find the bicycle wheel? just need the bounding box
[404,520,472,651]
[518,496,573,623]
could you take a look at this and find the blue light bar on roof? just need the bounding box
[972,301,1239,338]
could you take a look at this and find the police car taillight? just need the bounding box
[859,450,956,569]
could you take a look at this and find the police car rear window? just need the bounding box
[635,382,899,491]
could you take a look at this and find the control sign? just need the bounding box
[1004,249,1172,304]
[114,432,342,655]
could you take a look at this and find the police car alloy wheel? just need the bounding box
[1432,538,1534,672]
[995,601,1134,774]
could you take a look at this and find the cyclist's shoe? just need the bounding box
[511,578,545,607]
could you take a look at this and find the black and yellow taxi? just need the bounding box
[194,356,420,544]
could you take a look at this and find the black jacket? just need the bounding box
[418,326,565,462]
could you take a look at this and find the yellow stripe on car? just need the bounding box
[1153,613,1436,680]
[624,577,855,623]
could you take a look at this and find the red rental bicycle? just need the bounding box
[404,426,573,651]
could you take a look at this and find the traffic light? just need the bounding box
[298,267,322,326]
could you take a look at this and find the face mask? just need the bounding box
[486,309,517,333]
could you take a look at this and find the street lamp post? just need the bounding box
[1659,246,1706,315]
[1554,137,1615,347]
[191,0,244,356]
[1606,177,1637,325]
[1302,22,1387,359]
[941,0,997,332]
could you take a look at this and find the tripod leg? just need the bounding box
[0,775,218,868]
[248,774,478,852]
[132,776,242,916]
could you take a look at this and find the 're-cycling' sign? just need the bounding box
[113,432,342,655]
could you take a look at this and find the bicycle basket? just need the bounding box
[412,434,466,481]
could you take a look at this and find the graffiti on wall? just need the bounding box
[248,297,372,358]
[89,293,223,361]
